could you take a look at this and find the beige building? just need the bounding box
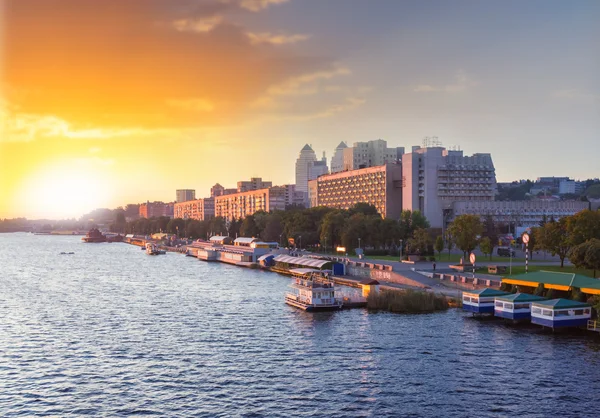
[215,187,288,221]
[341,139,404,172]
[176,189,196,203]
[237,177,272,193]
[308,164,403,218]
[174,198,215,221]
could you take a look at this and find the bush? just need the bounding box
[534,283,545,296]
[363,249,390,256]
[367,289,449,313]
[429,256,436,262]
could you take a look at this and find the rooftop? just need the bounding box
[496,293,547,303]
[531,298,591,309]
[503,271,600,295]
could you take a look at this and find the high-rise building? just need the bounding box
[176,189,196,203]
[295,144,328,193]
[308,164,403,218]
[174,198,215,221]
[211,183,236,197]
[330,141,347,174]
[340,139,404,172]
[402,146,496,228]
[214,187,288,221]
[237,177,273,193]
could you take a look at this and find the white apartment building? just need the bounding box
[402,146,496,228]
[341,139,404,172]
[330,141,348,174]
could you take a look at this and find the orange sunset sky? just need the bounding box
[1,0,599,219]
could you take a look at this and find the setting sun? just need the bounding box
[15,162,112,219]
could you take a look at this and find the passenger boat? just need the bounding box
[285,268,342,311]
[531,299,592,329]
[462,288,511,315]
[81,228,107,243]
[145,242,166,255]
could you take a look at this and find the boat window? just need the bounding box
[471,298,479,304]
[495,301,503,308]
[574,309,584,316]
[463,296,471,302]
[584,309,590,314]
[554,310,569,317]
[542,309,553,317]
[514,303,529,310]
[504,303,514,310]
[532,307,542,315]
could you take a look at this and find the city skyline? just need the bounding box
[1,0,599,219]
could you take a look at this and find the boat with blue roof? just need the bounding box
[530,299,592,329]
[462,288,511,315]
[494,293,547,321]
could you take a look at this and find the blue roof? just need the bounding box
[464,288,511,297]
[496,293,547,303]
[532,298,591,309]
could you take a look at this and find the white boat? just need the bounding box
[145,242,166,255]
[285,269,342,311]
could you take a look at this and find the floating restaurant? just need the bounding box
[462,288,511,314]
[530,299,592,329]
[494,293,547,321]
[502,271,600,296]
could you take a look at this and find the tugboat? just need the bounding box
[145,242,166,255]
[285,269,342,311]
[82,228,107,243]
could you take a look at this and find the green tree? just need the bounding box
[240,215,260,237]
[568,238,600,278]
[398,210,430,241]
[113,209,126,233]
[479,236,493,260]
[434,235,444,258]
[567,210,600,246]
[209,217,227,236]
[538,218,571,267]
[228,218,241,238]
[447,214,483,261]
[341,214,368,252]
[445,232,454,257]
[534,283,545,296]
[408,228,431,255]
[349,202,379,217]
[320,210,347,250]
[262,214,284,243]
[167,218,185,236]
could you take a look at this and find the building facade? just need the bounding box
[139,201,174,219]
[330,141,347,174]
[402,146,496,228]
[341,139,404,172]
[214,187,288,221]
[308,164,403,219]
[451,200,589,228]
[237,177,272,193]
[176,189,196,203]
[295,144,328,193]
[174,198,215,221]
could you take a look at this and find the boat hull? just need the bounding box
[285,297,342,311]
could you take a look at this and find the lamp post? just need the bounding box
[299,235,302,251]
[358,237,361,250]
[399,239,403,260]
[279,233,283,248]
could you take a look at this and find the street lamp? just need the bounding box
[298,235,302,251]
[279,233,283,248]
[399,239,403,259]
[358,237,361,250]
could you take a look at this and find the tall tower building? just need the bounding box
[295,144,318,193]
[330,141,348,173]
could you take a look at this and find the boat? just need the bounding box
[81,228,107,243]
[285,268,342,311]
[145,242,166,255]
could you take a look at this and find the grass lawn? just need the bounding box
[368,253,527,263]
[489,264,598,278]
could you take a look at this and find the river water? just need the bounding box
[1,233,599,417]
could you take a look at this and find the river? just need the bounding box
[1,233,599,417]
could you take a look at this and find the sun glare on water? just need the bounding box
[17,163,112,219]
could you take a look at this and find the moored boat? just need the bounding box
[145,242,166,255]
[285,268,342,311]
[82,228,107,243]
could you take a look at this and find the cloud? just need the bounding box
[266,67,351,96]
[172,15,223,33]
[239,0,289,12]
[247,32,310,45]
[551,89,597,104]
[166,98,216,112]
[413,70,479,93]
[284,97,366,121]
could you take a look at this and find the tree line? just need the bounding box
[119,203,435,255]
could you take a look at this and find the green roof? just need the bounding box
[503,271,600,290]
[531,298,591,309]
[465,288,511,297]
[496,293,547,303]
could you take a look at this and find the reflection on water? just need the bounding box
[0,233,599,417]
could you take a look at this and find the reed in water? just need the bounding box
[367,289,449,313]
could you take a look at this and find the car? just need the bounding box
[497,247,515,257]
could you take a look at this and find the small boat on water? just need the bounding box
[285,269,342,311]
[145,242,166,255]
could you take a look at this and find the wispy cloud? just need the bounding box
[247,32,310,45]
[166,98,216,112]
[239,0,289,12]
[172,15,223,33]
[413,70,479,93]
[551,89,598,104]
[280,97,366,121]
[267,67,351,96]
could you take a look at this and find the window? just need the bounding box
[532,307,542,315]
[495,301,503,308]
[542,309,553,317]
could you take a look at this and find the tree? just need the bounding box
[209,217,227,236]
[434,235,444,258]
[240,215,260,238]
[445,232,454,257]
[447,214,483,261]
[341,214,368,251]
[408,228,431,255]
[262,214,284,243]
[398,210,430,241]
[568,239,600,278]
[320,210,347,250]
[349,202,379,217]
[567,210,600,246]
[167,218,185,236]
[228,218,241,238]
[479,237,493,260]
[538,218,571,267]
[534,283,545,296]
[113,209,126,233]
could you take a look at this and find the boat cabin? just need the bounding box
[462,288,510,314]
[494,293,547,321]
[285,268,342,311]
[530,299,592,329]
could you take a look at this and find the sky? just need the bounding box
[1,0,599,219]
